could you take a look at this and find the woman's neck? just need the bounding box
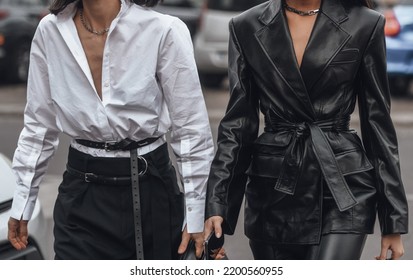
[285,0,322,10]
[80,0,121,29]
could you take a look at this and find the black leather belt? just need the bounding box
[265,112,357,212]
[74,136,161,260]
[76,138,158,152]
[66,156,148,185]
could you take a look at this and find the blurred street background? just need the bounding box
[1,0,412,260]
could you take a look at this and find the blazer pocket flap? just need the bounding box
[336,149,373,176]
[246,149,373,179]
[330,49,360,64]
[253,132,292,154]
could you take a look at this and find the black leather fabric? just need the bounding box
[206,0,408,244]
[249,233,367,260]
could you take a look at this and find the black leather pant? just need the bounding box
[249,233,367,260]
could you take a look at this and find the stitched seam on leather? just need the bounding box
[342,166,374,177]
[333,148,359,156]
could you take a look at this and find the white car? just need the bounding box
[193,0,267,88]
[0,153,49,259]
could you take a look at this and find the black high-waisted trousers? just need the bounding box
[53,143,184,260]
[249,233,367,260]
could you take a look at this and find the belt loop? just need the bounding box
[83,153,89,176]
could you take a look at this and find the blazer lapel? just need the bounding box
[300,0,351,91]
[255,0,315,117]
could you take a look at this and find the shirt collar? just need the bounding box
[56,0,132,22]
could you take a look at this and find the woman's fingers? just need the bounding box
[8,218,28,250]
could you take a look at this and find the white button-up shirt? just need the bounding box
[11,0,214,233]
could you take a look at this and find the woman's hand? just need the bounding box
[204,215,224,241]
[8,217,29,250]
[178,226,204,258]
[375,233,404,260]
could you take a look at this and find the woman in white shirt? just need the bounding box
[7,0,214,260]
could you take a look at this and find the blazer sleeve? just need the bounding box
[357,15,408,235]
[205,19,259,234]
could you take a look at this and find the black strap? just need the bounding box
[66,157,148,186]
[75,137,161,151]
[66,165,131,185]
[308,123,357,211]
[130,148,144,260]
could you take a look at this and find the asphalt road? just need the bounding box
[0,82,412,260]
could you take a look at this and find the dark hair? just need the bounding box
[351,0,374,8]
[360,0,374,8]
[49,0,162,15]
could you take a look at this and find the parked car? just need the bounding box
[193,0,267,88]
[380,0,413,96]
[154,0,203,39]
[0,0,49,83]
[0,153,49,259]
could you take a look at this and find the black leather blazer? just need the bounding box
[206,0,408,244]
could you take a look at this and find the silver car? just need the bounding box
[0,153,49,259]
[380,0,413,96]
[194,0,267,88]
[154,0,203,39]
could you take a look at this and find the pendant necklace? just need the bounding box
[284,2,320,16]
[79,8,110,36]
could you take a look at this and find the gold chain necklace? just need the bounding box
[79,8,110,36]
[284,3,320,16]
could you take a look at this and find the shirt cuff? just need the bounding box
[185,200,205,233]
[10,186,38,220]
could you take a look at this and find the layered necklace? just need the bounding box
[79,8,110,36]
[283,1,320,16]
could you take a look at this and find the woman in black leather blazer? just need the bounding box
[204,0,408,259]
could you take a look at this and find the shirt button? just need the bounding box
[104,81,110,87]
[184,179,190,183]
[188,207,192,212]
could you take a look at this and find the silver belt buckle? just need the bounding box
[104,141,117,152]
[137,156,148,176]
[84,173,96,183]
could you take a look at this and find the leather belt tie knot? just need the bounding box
[267,113,357,212]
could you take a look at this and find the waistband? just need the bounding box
[265,113,357,212]
[67,142,169,177]
[70,136,166,158]
[265,115,350,134]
